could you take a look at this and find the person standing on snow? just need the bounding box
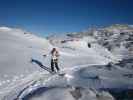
[50,48,60,72]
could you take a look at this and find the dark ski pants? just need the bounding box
[51,59,60,72]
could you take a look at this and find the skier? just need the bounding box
[88,43,91,48]
[50,48,60,72]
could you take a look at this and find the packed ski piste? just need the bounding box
[0,25,133,100]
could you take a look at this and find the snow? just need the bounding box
[0,26,133,100]
[0,27,51,89]
[0,27,12,31]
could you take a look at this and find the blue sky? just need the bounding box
[0,0,133,37]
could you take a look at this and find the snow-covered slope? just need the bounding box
[0,26,133,100]
[2,63,133,100]
[0,27,52,89]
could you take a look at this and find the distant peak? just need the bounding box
[0,26,32,34]
[0,26,12,31]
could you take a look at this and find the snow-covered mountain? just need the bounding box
[51,24,133,69]
[65,24,133,59]
[0,26,133,100]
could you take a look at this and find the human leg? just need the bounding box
[51,59,54,72]
[55,61,60,71]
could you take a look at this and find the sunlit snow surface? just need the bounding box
[0,27,133,100]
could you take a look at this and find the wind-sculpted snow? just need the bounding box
[1,63,133,100]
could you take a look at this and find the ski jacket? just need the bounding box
[51,50,59,60]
